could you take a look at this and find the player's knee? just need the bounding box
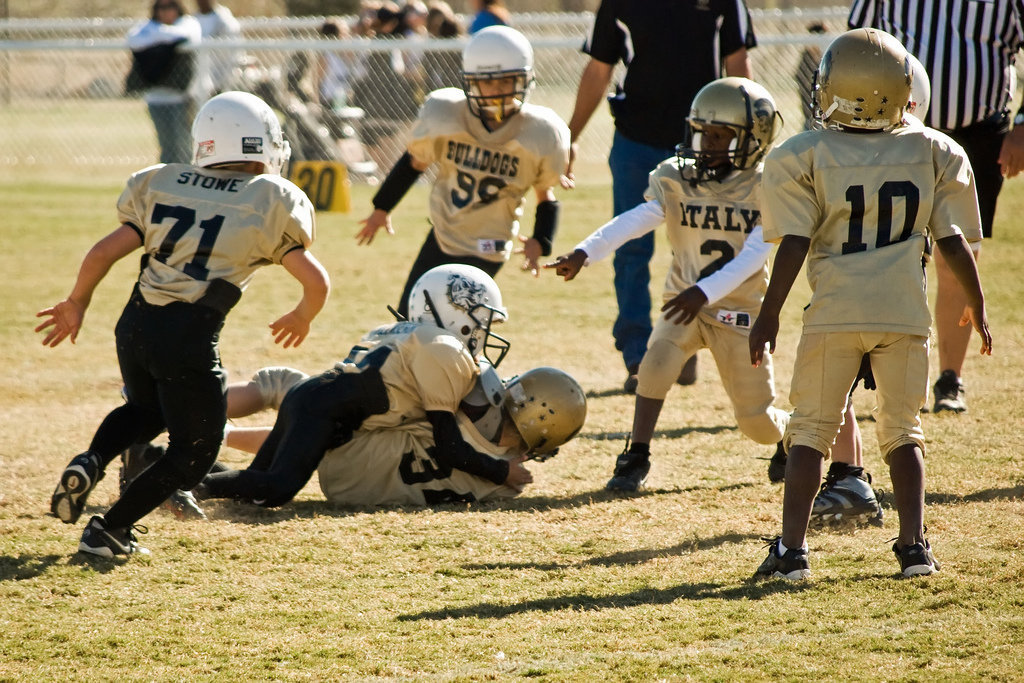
[636,340,685,398]
[737,411,786,445]
[252,366,309,410]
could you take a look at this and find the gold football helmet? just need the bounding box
[815,28,912,130]
[504,367,587,459]
[678,76,783,182]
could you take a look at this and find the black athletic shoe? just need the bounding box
[754,536,811,581]
[810,463,884,527]
[767,441,787,483]
[933,369,966,413]
[606,447,650,492]
[893,539,940,577]
[676,354,698,386]
[51,452,103,524]
[78,516,149,558]
[623,364,640,395]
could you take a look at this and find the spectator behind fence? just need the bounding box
[425,0,465,90]
[194,0,241,96]
[316,18,360,109]
[469,0,510,34]
[125,0,202,164]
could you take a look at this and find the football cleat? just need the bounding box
[767,441,787,483]
[161,490,208,521]
[51,451,103,524]
[754,536,811,581]
[78,515,150,558]
[932,369,967,413]
[606,444,650,492]
[810,463,884,527]
[893,539,940,577]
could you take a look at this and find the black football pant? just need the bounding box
[201,366,390,507]
[90,291,227,529]
[395,229,503,318]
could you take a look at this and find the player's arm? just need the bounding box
[35,223,142,347]
[356,152,430,245]
[269,247,330,348]
[935,234,992,355]
[545,199,664,280]
[518,186,560,277]
[723,47,751,78]
[564,58,615,185]
[749,234,809,366]
[426,410,512,485]
[664,226,773,324]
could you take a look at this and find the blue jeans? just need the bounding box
[608,130,676,370]
[147,100,192,164]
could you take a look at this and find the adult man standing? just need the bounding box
[564,0,757,394]
[849,0,1024,413]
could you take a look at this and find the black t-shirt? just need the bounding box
[584,0,757,148]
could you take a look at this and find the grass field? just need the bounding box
[1,169,1023,681]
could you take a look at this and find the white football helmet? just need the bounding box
[814,28,912,130]
[192,91,291,174]
[504,367,587,459]
[407,264,510,366]
[905,52,931,121]
[462,25,535,127]
[678,77,783,183]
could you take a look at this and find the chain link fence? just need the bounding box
[0,8,852,180]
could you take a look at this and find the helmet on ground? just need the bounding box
[677,77,783,183]
[192,91,291,174]
[504,367,587,459]
[905,52,931,121]
[462,25,535,126]
[815,28,912,130]
[407,264,510,366]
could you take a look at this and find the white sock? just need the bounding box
[777,539,807,555]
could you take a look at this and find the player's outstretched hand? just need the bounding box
[35,299,85,347]
[356,208,393,246]
[661,286,707,325]
[748,313,779,367]
[515,235,543,277]
[269,311,311,349]
[505,453,534,492]
[543,249,587,281]
[960,304,993,356]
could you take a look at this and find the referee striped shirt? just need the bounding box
[848,0,1024,131]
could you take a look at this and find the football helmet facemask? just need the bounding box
[676,77,783,184]
[192,91,291,174]
[407,264,511,367]
[462,26,535,128]
[503,367,587,460]
[814,28,912,130]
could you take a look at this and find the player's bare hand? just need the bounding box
[748,313,778,367]
[661,286,707,325]
[960,305,993,355]
[998,126,1024,179]
[560,141,579,189]
[34,299,85,347]
[543,249,587,281]
[356,209,393,246]
[515,235,543,277]
[269,311,311,349]
[505,453,534,491]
